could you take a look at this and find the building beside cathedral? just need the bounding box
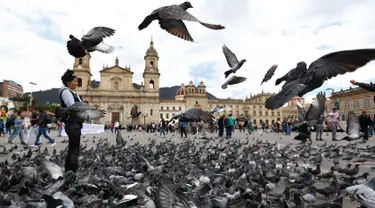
[328,86,375,121]
[73,40,304,126]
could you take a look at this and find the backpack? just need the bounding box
[45,115,52,124]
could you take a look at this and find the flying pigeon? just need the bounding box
[265,83,306,110]
[168,108,214,123]
[222,45,247,78]
[138,1,225,42]
[261,64,278,85]
[67,27,116,58]
[56,102,106,121]
[267,49,375,109]
[222,75,247,89]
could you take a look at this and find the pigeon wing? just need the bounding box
[76,109,106,120]
[159,19,194,42]
[295,100,306,118]
[305,92,327,125]
[227,76,247,85]
[300,49,375,89]
[81,27,116,42]
[222,45,239,68]
[90,42,116,54]
[42,160,64,180]
[158,5,225,30]
[347,111,360,137]
[53,192,75,208]
[67,102,94,112]
[265,81,307,110]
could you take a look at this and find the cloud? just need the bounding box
[1,0,375,103]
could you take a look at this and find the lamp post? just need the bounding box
[29,82,37,107]
[143,113,148,125]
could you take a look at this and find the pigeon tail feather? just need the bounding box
[199,22,225,30]
[221,83,228,89]
[275,78,283,85]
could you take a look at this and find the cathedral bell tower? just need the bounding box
[143,38,160,91]
[73,55,92,91]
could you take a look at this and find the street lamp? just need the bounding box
[143,113,148,125]
[29,82,37,107]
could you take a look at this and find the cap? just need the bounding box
[362,110,367,113]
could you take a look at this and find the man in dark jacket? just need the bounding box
[35,109,55,146]
[218,115,225,138]
[359,110,373,141]
[294,122,312,143]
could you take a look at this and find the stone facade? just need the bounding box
[74,40,304,126]
[328,86,375,121]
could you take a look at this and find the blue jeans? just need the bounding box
[160,127,165,136]
[9,127,24,142]
[226,126,233,138]
[35,128,54,144]
[57,127,62,137]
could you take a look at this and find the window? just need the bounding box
[271,111,274,116]
[150,109,153,116]
[364,98,370,108]
[272,120,275,125]
[354,100,359,109]
[79,58,83,65]
[277,112,280,116]
[345,102,349,110]
[266,120,269,125]
[265,111,268,116]
[253,111,256,116]
[160,113,163,118]
[149,80,154,89]
[166,113,169,119]
[259,111,262,116]
[179,107,182,110]
[342,115,345,121]
[161,106,164,110]
[113,81,119,90]
[150,61,154,67]
[167,106,169,110]
[253,119,257,125]
[173,106,175,110]
[172,113,175,117]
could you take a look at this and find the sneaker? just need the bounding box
[7,140,13,144]
[34,143,42,146]
[50,143,56,147]
[21,141,26,145]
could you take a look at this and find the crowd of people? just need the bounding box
[0,106,58,147]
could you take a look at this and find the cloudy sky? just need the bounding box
[1,0,375,102]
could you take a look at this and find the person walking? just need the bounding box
[247,118,253,135]
[114,121,119,134]
[359,110,373,142]
[315,115,325,141]
[34,109,56,146]
[159,118,166,137]
[329,108,340,141]
[218,115,225,138]
[8,112,25,144]
[25,106,40,146]
[58,69,84,173]
[225,114,235,139]
[179,121,187,138]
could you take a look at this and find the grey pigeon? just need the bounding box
[340,111,364,141]
[57,102,106,121]
[222,75,247,89]
[292,92,327,126]
[222,44,246,78]
[168,108,214,124]
[264,83,306,110]
[138,1,225,42]
[67,26,116,58]
[267,49,375,109]
[261,64,278,85]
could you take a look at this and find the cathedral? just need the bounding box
[73,39,304,125]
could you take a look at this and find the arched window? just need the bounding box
[149,80,154,89]
[114,81,119,90]
[150,61,154,67]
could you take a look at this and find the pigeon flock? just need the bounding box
[10,1,371,207]
[1,131,375,207]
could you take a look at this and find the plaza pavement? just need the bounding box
[0,129,370,207]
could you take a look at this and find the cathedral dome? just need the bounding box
[176,84,185,96]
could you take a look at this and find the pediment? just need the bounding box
[99,65,134,74]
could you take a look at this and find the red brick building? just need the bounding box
[0,80,23,99]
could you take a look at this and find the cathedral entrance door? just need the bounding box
[112,112,120,123]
